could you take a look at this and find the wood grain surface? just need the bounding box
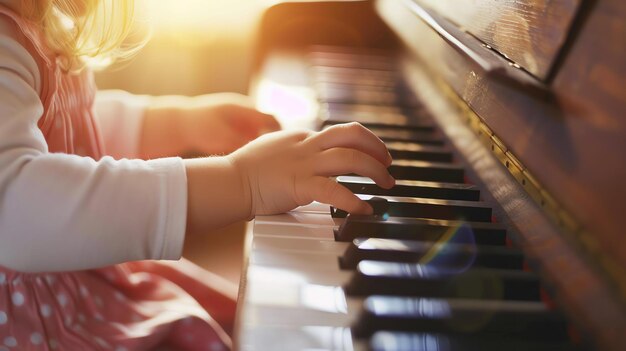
[416,0,582,79]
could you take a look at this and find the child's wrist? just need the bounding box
[184,156,253,234]
[226,154,255,221]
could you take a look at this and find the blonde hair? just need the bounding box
[15,0,146,71]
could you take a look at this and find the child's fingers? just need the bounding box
[228,107,281,137]
[315,148,395,189]
[306,176,373,215]
[261,113,281,132]
[247,110,281,133]
[309,122,392,166]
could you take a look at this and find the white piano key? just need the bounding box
[293,201,333,213]
[252,236,349,255]
[253,223,336,240]
[239,325,356,351]
[250,249,343,272]
[255,211,338,227]
[246,282,349,314]
[244,305,350,326]
[247,265,351,287]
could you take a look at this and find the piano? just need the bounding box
[234,0,626,350]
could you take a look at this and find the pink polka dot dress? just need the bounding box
[0,7,235,351]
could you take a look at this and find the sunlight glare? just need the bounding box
[143,0,267,37]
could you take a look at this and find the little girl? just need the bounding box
[0,0,394,350]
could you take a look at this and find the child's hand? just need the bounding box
[181,93,280,155]
[141,93,280,158]
[230,122,395,217]
[184,122,394,233]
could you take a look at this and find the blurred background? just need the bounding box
[96,0,277,289]
[95,0,270,95]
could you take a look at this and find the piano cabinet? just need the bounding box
[235,1,626,350]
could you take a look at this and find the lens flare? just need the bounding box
[419,222,477,274]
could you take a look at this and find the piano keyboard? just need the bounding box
[236,47,584,351]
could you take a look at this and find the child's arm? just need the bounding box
[140,93,280,158]
[0,20,187,272]
[94,90,150,159]
[94,91,279,160]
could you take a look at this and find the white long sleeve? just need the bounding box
[0,19,187,273]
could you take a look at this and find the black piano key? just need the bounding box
[309,45,394,57]
[331,195,492,222]
[317,86,420,107]
[316,82,413,96]
[334,214,506,246]
[368,127,445,145]
[322,103,428,120]
[323,102,414,114]
[386,142,453,162]
[354,297,567,340]
[321,116,434,132]
[311,72,404,87]
[389,160,465,183]
[323,121,436,133]
[315,84,399,103]
[339,238,524,270]
[321,115,435,132]
[310,58,396,72]
[368,331,580,351]
[311,66,399,83]
[313,72,399,88]
[337,176,479,201]
[309,51,397,70]
[344,261,540,301]
[367,196,392,216]
[320,103,433,126]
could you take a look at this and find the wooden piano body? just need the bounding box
[235,0,626,350]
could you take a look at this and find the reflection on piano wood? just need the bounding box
[237,1,626,350]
